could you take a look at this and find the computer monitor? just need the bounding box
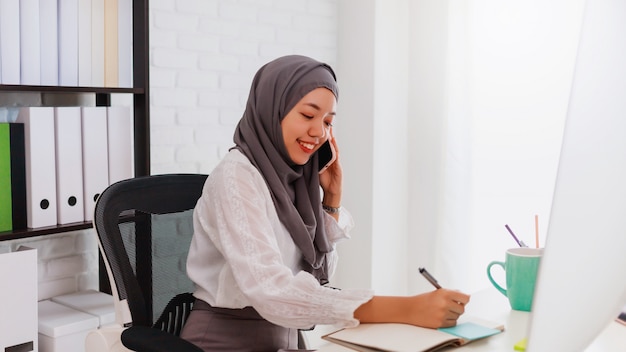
[526,0,626,350]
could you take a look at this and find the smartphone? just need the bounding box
[617,305,626,326]
[618,312,626,326]
[317,140,337,174]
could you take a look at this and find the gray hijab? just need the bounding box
[233,55,338,285]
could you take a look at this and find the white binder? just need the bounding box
[107,106,133,184]
[81,107,108,222]
[0,0,21,84]
[54,107,84,224]
[40,0,59,86]
[78,0,92,87]
[19,0,41,85]
[58,0,79,86]
[91,0,105,87]
[16,107,57,228]
[118,0,132,88]
[104,0,119,87]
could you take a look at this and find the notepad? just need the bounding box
[323,319,504,352]
[438,322,502,340]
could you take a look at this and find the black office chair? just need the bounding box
[90,174,208,352]
[88,173,310,351]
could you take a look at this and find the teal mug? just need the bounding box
[487,247,543,311]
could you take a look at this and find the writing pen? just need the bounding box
[505,224,528,248]
[418,267,442,289]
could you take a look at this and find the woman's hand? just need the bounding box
[319,135,342,209]
[354,289,471,329]
[406,289,470,328]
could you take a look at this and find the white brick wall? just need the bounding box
[2,0,339,310]
[1,229,99,301]
[150,0,339,174]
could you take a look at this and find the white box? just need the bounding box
[51,290,115,327]
[38,300,99,352]
[0,248,37,352]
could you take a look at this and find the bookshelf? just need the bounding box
[0,0,150,241]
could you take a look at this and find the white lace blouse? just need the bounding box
[186,149,374,329]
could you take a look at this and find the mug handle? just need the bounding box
[487,261,508,297]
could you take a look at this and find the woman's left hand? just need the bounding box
[319,136,342,207]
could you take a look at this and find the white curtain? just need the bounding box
[334,0,585,295]
[406,0,586,293]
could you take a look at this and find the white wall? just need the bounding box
[332,0,376,290]
[0,230,99,301]
[149,0,340,174]
[334,0,412,294]
[370,0,411,294]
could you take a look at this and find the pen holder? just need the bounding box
[486,247,543,311]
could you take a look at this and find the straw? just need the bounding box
[535,214,539,248]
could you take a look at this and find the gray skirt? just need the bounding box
[180,299,299,352]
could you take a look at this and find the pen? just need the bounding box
[419,267,442,289]
[505,224,528,247]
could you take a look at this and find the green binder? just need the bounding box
[0,123,27,232]
[0,124,12,231]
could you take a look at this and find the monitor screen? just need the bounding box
[526,0,626,350]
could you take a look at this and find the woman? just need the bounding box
[180,55,469,351]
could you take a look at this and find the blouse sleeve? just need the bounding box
[196,158,373,329]
[324,207,354,244]
[323,208,353,279]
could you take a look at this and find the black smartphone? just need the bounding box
[317,140,336,174]
[618,305,626,326]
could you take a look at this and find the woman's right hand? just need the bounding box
[353,289,470,328]
[406,289,470,328]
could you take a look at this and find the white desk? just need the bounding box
[312,288,626,351]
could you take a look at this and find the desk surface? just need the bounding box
[312,288,626,351]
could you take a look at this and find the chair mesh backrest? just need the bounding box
[93,174,208,327]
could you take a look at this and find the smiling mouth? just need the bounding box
[299,141,316,152]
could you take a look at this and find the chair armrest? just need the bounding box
[85,325,133,352]
[121,326,203,352]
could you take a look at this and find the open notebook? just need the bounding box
[322,318,503,352]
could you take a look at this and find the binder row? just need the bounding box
[0,0,132,88]
[0,106,133,233]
